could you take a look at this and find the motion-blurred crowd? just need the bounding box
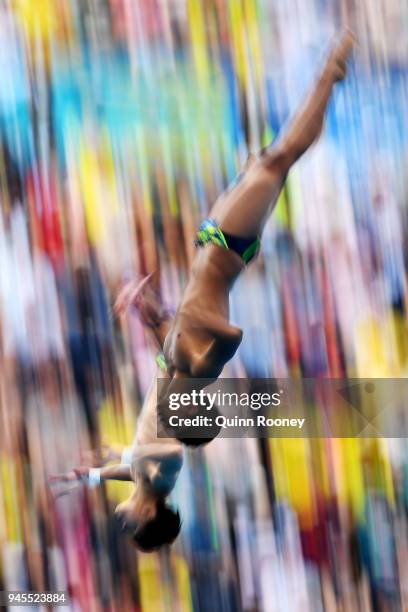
[1,0,408,610]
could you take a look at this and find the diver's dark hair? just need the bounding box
[132,503,181,552]
[159,400,222,448]
[176,432,220,447]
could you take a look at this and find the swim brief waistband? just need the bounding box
[194,218,260,264]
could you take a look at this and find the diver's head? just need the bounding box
[114,481,181,551]
[115,494,181,552]
[131,502,181,551]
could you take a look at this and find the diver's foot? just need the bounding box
[324,29,355,83]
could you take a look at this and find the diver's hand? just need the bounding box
[113,277,145,317]
[48,466,90,483]
[113,273,169,327]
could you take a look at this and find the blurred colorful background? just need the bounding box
[1,0,408,610]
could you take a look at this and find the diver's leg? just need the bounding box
[209,30,354,238]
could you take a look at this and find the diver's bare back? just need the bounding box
[164,30,355,380]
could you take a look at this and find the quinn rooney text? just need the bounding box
[168,415,306,429]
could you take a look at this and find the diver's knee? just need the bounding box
[258,143,292,177]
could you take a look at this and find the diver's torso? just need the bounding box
[163,245,244,377]
[131,375,183,495]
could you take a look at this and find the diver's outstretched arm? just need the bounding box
[210,29,354,238]
[48,464,132,486]
[48,466,128,499]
